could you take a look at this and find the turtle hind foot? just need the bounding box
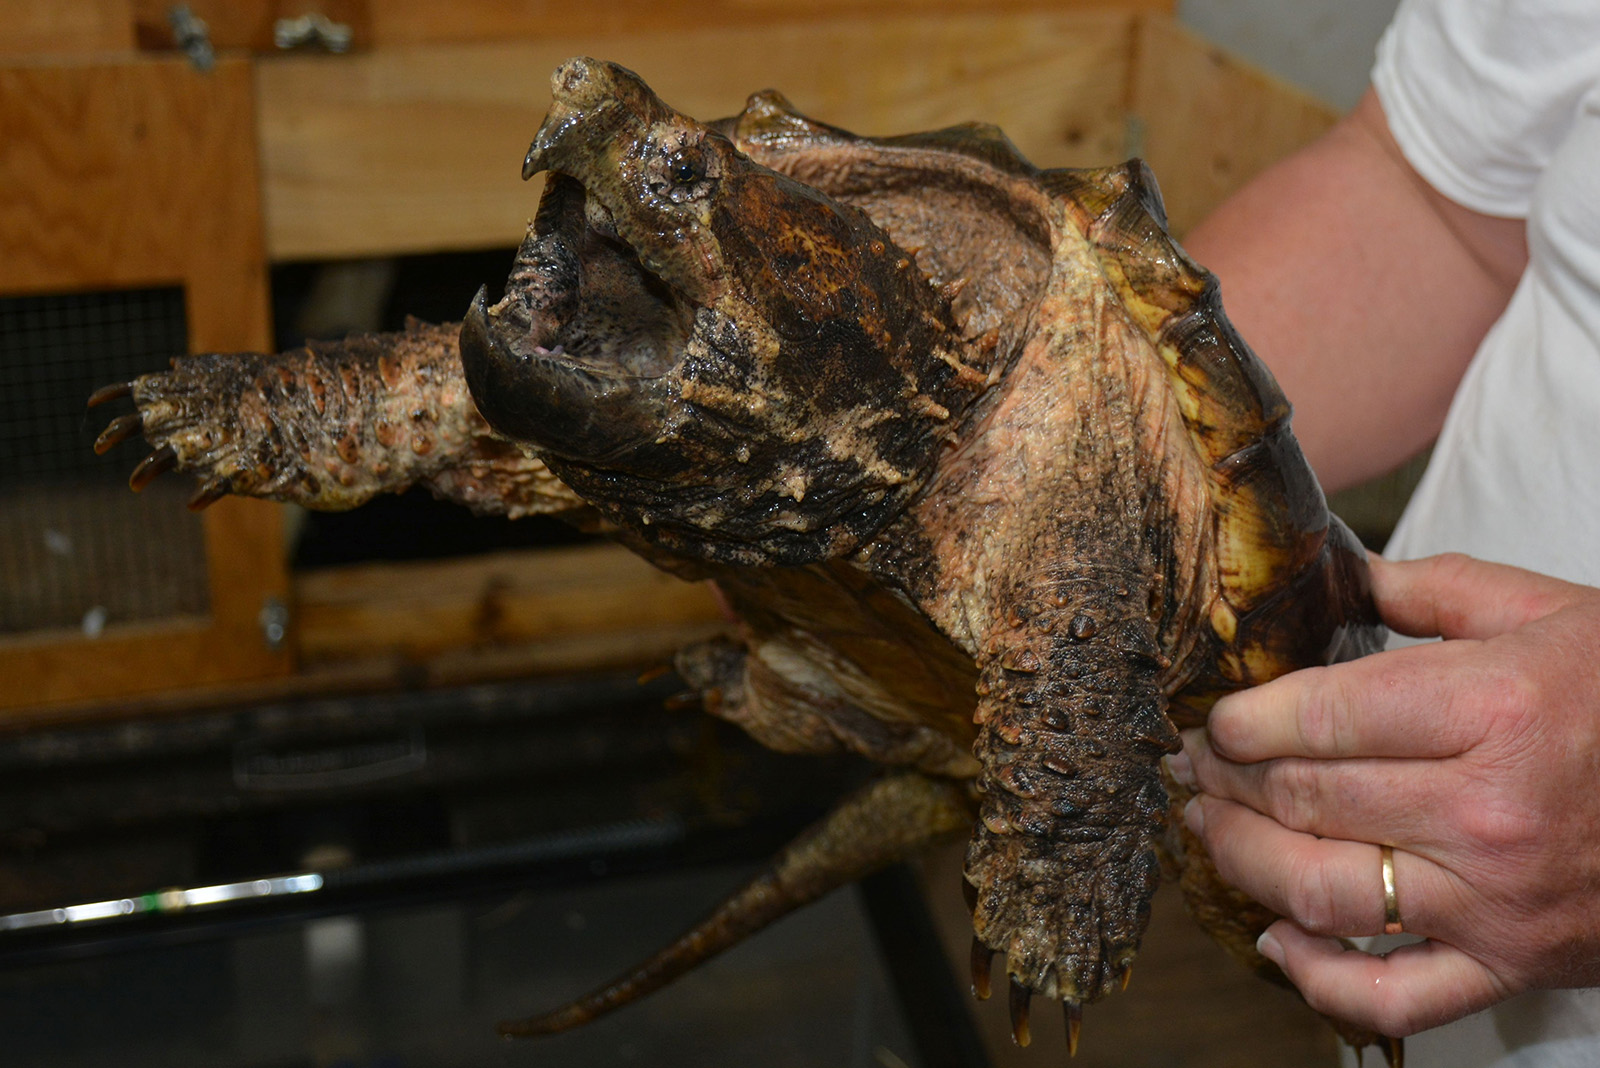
[965,826,1159,1000]
[964,832,1154,1060]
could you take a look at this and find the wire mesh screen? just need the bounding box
[0,287,210,635]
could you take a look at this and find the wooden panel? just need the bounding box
[368,0,1171,45]
[257,11,1137,260]
[0,0,135,57]
[294,543,725,663]
[1130,16,1337,237]
[0,0,1170,58]
[0,57,268,299]
[0,56,291,714]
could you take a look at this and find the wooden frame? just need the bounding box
[0,57,292,711]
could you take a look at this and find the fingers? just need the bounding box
[1371,553,1586,641]
[1203,640,1485,762]
[1182,792,1450,939]
[1178,729,1446,845]
[1204,554,1591,765]
[1258,921,1510,1038]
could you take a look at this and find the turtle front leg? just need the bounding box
[964,565,1178,1050]
[91,319,588,519]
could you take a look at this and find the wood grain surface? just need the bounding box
[1132,17,1337,236]
[256,11,1138,259]
[0,56,290,713]
[294,543,726,664]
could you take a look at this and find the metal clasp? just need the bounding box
[168,5,214,72]
[274,13,355,53]
[258,596,290,651]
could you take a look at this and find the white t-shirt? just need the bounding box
[1379,0,1600,587]
[1350,1,1600,1065]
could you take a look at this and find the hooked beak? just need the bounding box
[459,286,674,465]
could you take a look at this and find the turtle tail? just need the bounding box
[498,770,973,1037]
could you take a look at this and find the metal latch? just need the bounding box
[168,5,214,72]
[258,596,290,651]
[274,13,355,53]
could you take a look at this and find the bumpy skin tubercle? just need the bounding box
[97,319,586,518]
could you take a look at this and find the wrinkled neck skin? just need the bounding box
[854,208,1217,704]
[713,101,1217,705]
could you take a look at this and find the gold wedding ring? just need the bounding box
[1381,844,1404,935]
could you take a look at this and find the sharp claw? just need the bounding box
[129,445,178,491]
[636,664,672,685]
[187,479,229,511]
[969,936,992,1000]
[662,690,702,712]
[1119,964,1132,991]
[94,413,143,454]
[87,382,133,408]
[1064,999,1082,1057]
[1382,1036,1404,1068]
[1008,977,1031,1047]
[961,877,977,913]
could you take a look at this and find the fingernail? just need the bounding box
[1256,929,1286,968]
[1183,795,1205,835]
[1164,749,1195,787]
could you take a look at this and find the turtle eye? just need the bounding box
[653,142,717,204]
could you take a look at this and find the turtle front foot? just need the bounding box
[90,350,317,509]
[88,323,490,512]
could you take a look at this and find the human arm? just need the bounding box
[1181,89,1528,492]
[1168,553,1600,1037]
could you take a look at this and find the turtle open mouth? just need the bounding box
[460,172,693,463]
[492,173,695,378]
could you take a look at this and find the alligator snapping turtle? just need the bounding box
[94,59,1387,1055]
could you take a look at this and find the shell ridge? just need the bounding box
[1057,170,1372,679]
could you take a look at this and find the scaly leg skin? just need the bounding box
[91,319,589,519]
[963,564,1179,1053]
[497,770,975,1036]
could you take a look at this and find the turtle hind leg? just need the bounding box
[498,770,974,1037]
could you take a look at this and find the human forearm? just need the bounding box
[1182,91,1528,492]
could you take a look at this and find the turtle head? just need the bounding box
[461,58,972,565]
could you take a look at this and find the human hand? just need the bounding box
[1168,553,1600,1038]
